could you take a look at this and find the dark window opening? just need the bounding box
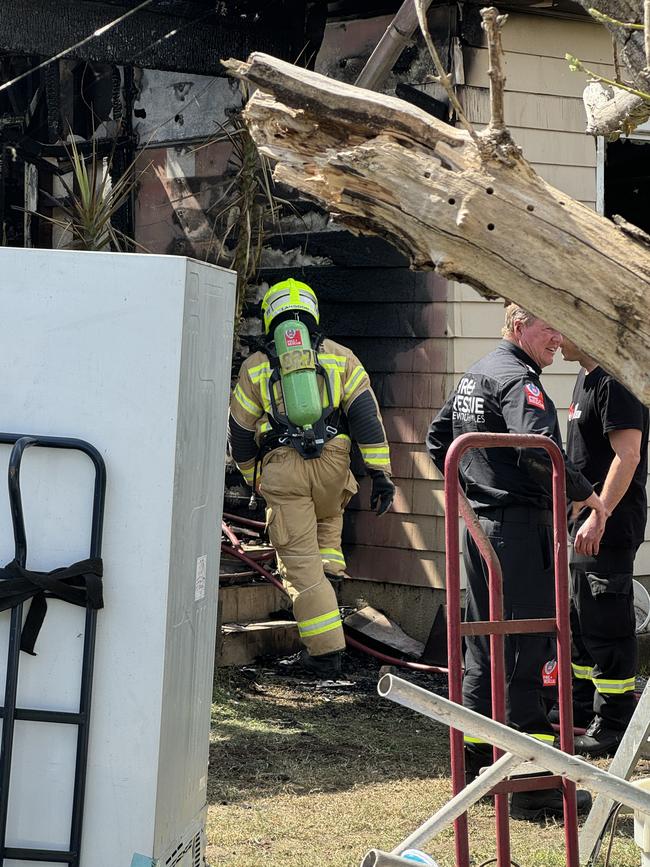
[604,137,650,235]
[0,148,27,247]
[72,62,115,139]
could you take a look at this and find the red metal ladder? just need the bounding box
[444,432,579,867]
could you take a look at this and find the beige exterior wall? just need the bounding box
[461,12,614,208]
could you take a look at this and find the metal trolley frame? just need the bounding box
[0,434,106,867]
[444,432,578,867]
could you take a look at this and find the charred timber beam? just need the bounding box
[0,133,133,175]
[0,0,280,77]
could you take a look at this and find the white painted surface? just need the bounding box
[596,136,605,214]
[0,249,235,866]
[133,69,242,147]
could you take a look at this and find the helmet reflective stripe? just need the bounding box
[262,278,319,333]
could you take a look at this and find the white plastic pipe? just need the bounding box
[378,674,650,816]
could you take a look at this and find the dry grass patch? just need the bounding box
[207,663,641,866]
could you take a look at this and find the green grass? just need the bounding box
[207,663,643,866]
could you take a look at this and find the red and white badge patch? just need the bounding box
[524,382,545,410]
[542,659,558,687]
[285,327,303,347]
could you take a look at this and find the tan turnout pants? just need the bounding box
[260,436,358,656]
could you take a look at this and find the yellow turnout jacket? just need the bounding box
[229,338,391,485]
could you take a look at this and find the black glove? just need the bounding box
[369,470,395,516]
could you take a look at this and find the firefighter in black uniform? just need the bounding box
[561,336,649,756]
[427,304,606,821]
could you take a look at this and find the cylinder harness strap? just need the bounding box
[0,556,104,654]
[248,344,345,502]
[267,363,341,454]
[268,335,344,450]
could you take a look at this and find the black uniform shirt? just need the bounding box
[567,366,649,548]
[427,340,593,511]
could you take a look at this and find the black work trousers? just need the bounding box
[570,546,638,731]
[462,507,556,741]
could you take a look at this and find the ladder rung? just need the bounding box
[461,618,556,636]
[489,774,563,795]
[3,847,75,862]
[0,707,83,725]
[506,761,551,777]
[479,760,552,778]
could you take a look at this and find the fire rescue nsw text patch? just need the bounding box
[452,377,485,424]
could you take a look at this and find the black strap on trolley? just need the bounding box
[0,556,103,655]
[0,433,106,867]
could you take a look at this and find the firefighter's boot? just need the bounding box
[280,649,343,678]
[510,787,592,821]
[573,716,624,757]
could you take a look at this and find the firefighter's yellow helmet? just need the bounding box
[261,278,319,334]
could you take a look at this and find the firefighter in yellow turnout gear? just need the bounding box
[228,279,395,676]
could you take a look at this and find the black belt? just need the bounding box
[476,505,553,527]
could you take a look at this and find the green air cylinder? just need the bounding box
[273,320,322,428]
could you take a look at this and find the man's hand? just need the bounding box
[369,470,396,516]
[573,492,608,557]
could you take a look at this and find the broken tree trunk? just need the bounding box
[583,80,650,138]
[574,0,650,137]
[224,51,650,404]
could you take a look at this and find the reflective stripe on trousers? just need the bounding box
[464,733,555,745]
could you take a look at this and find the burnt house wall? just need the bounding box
[130,4,459,591]
[258,225,449,589]
[0,0,303,248]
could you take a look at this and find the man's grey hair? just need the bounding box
[501,303,537,338]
